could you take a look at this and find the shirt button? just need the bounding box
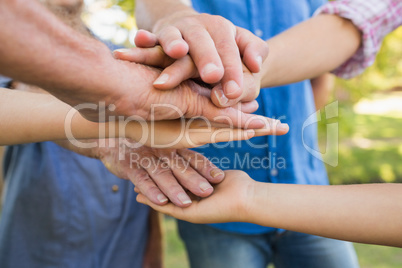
[255,29,263,38]
[270,168,278,177]
[112,185,119,193]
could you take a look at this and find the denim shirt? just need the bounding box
[191,0,328,234]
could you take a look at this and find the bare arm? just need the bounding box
[117,14,358,102]
[310,73,335,110]
[137,171,402,247]
[0,88,108,144]
[260,14,362,88]
[1,0,270,128]
[0,88,285,146]
[251,181,402,247]
[0,0,119,114]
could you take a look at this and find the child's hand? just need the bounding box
[113,30,263,110]
[126,118,289,149]
[136,170,256,223]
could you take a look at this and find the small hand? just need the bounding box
[98,139,226,207]
[125,112,289,149]
[136,170,255,223]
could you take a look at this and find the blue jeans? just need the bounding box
[178,221,359,268]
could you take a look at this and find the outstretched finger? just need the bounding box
[153,55,198,90]
[210,26,243,99]
[236,27,269,73]
[181,25,224,84]
[177,149,225,184]
[113,46,174,68]
[134,29,159,48]
[127,166,169,206]
[156,26,189,59]
[154,150,214,198]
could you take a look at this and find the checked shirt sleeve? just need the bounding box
[314,0,402,79]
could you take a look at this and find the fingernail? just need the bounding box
[256,56,263,70]
[157,194,168,203]
[224,80,241,97]
[113,48,131,54]
[246,129,255,137]
[154,74,170,85]
[168,40,183,52]
[214,90,229,106]
[278,123,289,132]
[177,193,192,205]
[210,169,225,179]
[202,63,219,77]
[199,182,213,192]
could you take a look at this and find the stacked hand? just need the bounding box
[97,139,225,207]
[136,170,254,223]
[109,10,283,210]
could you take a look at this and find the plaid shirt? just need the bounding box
[315,0,402,79]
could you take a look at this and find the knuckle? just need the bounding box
[147,185,162,195]
[186,26,207,40]
[166,185,185,197]
[215,39,237,54]
[134,172,152,186]
[151,166,172,177]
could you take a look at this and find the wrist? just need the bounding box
[242,181,274,225]
[47,40,119,108]
[238,179,262,223]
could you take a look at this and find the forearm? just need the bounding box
[0,0,118,105]
[0,89,122,145]
[310,73,335,110]
[248,182,402,247]
[136,0,194,30]
[260,14,361,88]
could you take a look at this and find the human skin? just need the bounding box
[0,88,287,147]
[56,137,225,207]
[137,170,402,248]
[0,0,270,128]
[1,86,287,206]
[120,13,360,93]
[259,14,361,87]
[135,0,269,106]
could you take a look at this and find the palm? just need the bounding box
[139,170,254,224]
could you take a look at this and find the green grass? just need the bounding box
[163,217,402,268]
[318,103,402,185]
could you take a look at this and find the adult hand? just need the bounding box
[99,139,226,207]
[136,170,255,223]
[114,41,262,109]
[134,10,269,100]
[103,60,271,129]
